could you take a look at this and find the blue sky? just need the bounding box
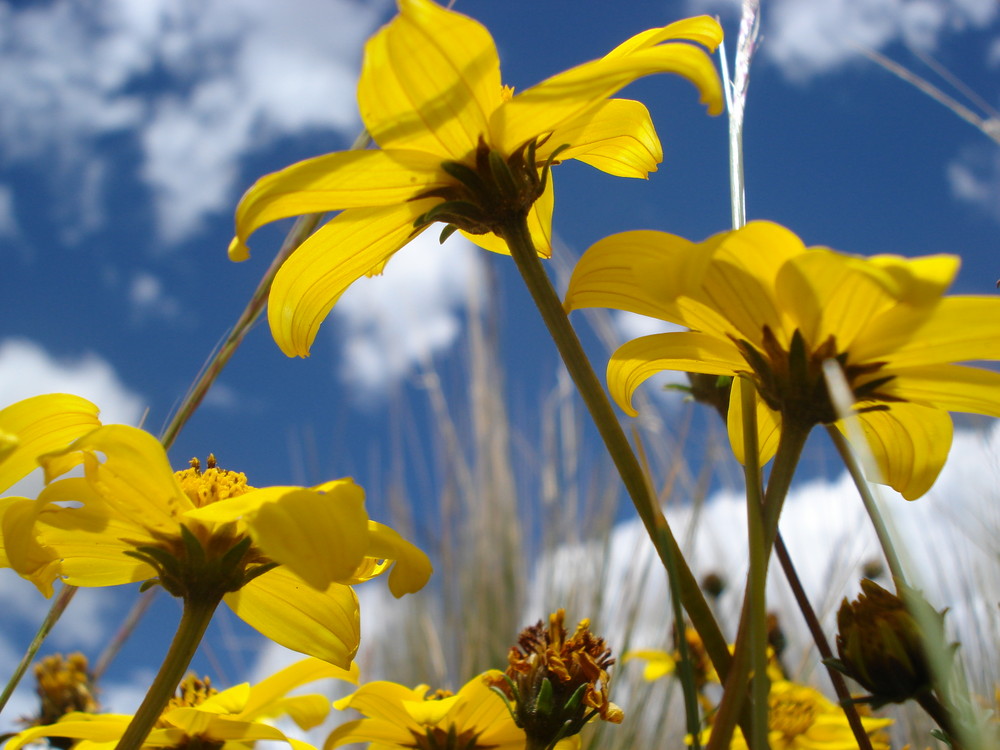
[2,0,1000,731]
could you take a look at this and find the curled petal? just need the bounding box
[227,566,361,668]
[267,199,439,358]
[0,496,60,596]
[0,393,100,493]
[346,520,432,597]
[843,403,953,501]
[605,16,724,57]
[608,332,744,417]
[546,99,662,179]
[240,657,359,725]
[495,40,722,153]
[359,0,501,157]
[229,150,447,261]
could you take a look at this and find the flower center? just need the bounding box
[33,652,100,728]
[174,455,254,508]
[770,688,818,739]
[156,675,226,750]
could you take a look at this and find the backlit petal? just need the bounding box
[3,715,131,750]
[186,479,370,591]
[333,681,428,722]
[542,99,662,178]
[495,40,722,153]
[842,404,953,501]
[604,16,724,58]
[853,296,1000,367]
[358,0,501,158]
[267,199,439,358]
[727,377,781,467]
[607,332,744,417]
[39,425,189,532]
[229,150,447,262]
[0,496,60,595]
[347,520,432,597]
[240,657,358,723]
[876,364,1000,419]
[226,567,360,668]
[0,393,100,493]
[325,718,413,750]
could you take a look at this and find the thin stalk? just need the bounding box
[499,213,726,740]
[772,533,875,750]
[113,594,222,750]
[0,583,76,716]
[706,418,810,750]
[824,426,907,584]
[740,380,769,750]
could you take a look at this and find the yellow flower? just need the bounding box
[702,680,892,750]
[325,673,528,750]
[9,424,431,667]
[0,394,103,595]
[564,220,1000,500]
[228,0,723,357]
[5,657,357,750]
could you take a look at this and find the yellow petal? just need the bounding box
[876,363,1000,419]
[39,425,189,532]
[267,199,439,357]
[726,377,781,467]
[325,718,414,750]
[460,173,554,258]
[494,40,722,153]
[865,252,959,305]
[346,520,432,597]
[229,149,447,262]
[453,674,523,747]
[565,229,705,321]
[604,16,724,58]
[3,713,131,750]
[186,479,370,591]
[333,681,428,721]
[544,98,662,179]
[842,403,953,501]
[0,393,100,493]
[226,566,360,668]
[0,495,60,596]
[607,332,744,417]
[854,296,1000,367]
[358,0,501,158]
[241,657,358,722]
[403,694,462,725]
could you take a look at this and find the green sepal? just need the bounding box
[535,677,554,716]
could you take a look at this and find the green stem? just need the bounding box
[916,693,964,750]
[705,418,810,750]
[824,426,907,584]
[0,583,77,717]
[113,594,222,750]
[499,213,725,741]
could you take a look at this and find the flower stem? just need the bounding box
[113,594,222,750]
[0,583,77,716]
[824,426,907,584]
[499,213,726,743]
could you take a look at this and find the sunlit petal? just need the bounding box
[542,99,661,178]
[495,41,722,152]
[229,150,447,261]
[844,404,953,501]
[727,377,781,467]
[604,16,724,57]
[3,715,131,750]
[359,0,501,157]
[227,567,360,667]
[267,199,439,357]
[347,520,432,597]
[608,332,744,417]
[876,363,1000,419]
[0,496,60,595]
[0,394,101,492]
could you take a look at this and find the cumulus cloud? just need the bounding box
[694,0,998,80]
[332,232,486,401]
[0,0,388,245]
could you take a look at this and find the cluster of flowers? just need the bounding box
[3,0,1000,748]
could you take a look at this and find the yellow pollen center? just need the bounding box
[34,652,99,724]
[770,690,818,738]
[174,454,254,508]
[158,674,218,726]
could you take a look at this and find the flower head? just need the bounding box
[29,653,101,742]
[8,424,431,667]
[699,680,892,750]
[490,609,621,749]
[565,220,1000,499]
[228,0,723,357]
[5,657,356,750]
[326,673,525,750]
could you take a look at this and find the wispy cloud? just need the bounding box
[694,0,998,80]
[332,232,486,401]
[0,0,388,246]
[948,143,1000,220]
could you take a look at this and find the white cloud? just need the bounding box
[128,271,183,324]
[0,0,388,245]
[947,144,1000,219]
[332,231,486,400]
[0,184,20,239]
[694,0,998,80]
